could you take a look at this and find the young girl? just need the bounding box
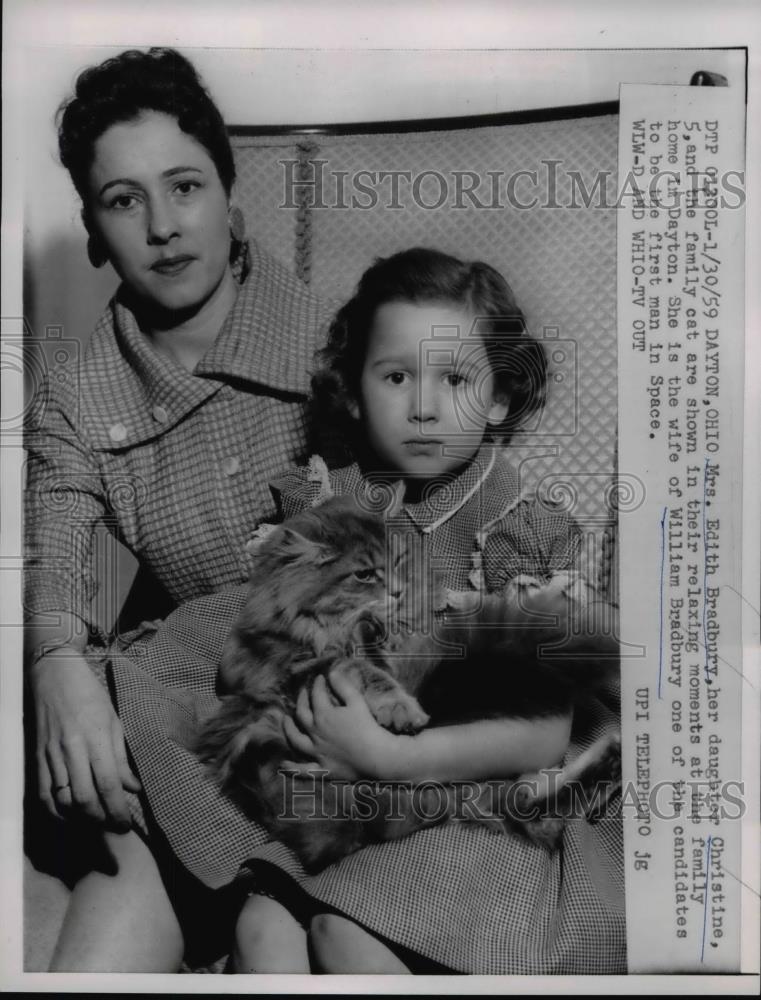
[230,247,591,972]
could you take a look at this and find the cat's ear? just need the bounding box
[276,526,335,566]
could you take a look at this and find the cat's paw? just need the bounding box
[521,814,566,850]
[579,731,622,821]
[365,688,430,734]
[512,778,542,816]
[510,781,566,849]
[597,730,622,781]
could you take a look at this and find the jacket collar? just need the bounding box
[398,445,519,533]
[327,445,520,533]
[79,240,327,451]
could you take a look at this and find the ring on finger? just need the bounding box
[54,781,71,795]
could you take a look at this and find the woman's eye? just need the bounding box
[174,180,200,196]
[385,371,408,386]
[444,372,467,387]
[353,568,378,583]
[108,193,138,211]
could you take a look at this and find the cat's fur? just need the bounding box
[197,496,620,872]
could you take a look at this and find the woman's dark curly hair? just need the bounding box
[312,247,547,445]
[57,47,235,203]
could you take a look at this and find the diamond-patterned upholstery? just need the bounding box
[231,114,618,587]
[231,136,302,273]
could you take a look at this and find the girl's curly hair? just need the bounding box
[57,47,236,203]
[312,247,547,445]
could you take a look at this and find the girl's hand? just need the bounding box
[283,673,397,780]
[30,650,142,830]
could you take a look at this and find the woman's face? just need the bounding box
[86,110,233,319]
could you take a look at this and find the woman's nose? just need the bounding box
[146,195,179,245]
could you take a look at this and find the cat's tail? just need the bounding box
[264,768,453,873]
[264,768,570,874]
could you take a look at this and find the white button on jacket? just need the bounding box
[108,422,127,443]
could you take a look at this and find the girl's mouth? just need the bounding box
[151,255,195,276]
[403,439,442,454]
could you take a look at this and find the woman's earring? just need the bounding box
[87,236,107,269]
[228,206,249,280]
[229,206,246,243]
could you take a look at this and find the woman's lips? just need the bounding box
[150,255,195,276]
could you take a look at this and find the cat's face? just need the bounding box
[256,499,407,630]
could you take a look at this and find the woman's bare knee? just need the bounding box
[49,830,183,972]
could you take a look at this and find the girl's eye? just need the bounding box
[353,568,378,583]
[445,372,468,387]
[385,371,408,386]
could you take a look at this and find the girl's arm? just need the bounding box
[283,672,572,782]
[376,712,571,782]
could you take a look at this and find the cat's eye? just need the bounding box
[353,568,378,583]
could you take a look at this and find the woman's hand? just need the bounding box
[30,649,141,829]
[282,673,398,781]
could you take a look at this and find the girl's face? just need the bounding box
[355,300,508,480]
[86,110,235,323]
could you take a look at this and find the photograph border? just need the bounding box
[2,0,759,993]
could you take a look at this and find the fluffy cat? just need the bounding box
[197,496,620,872]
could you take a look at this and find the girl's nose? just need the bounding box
[146,195,179,245]
[409,384,439,423]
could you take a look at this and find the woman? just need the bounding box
[24,46,337,971]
